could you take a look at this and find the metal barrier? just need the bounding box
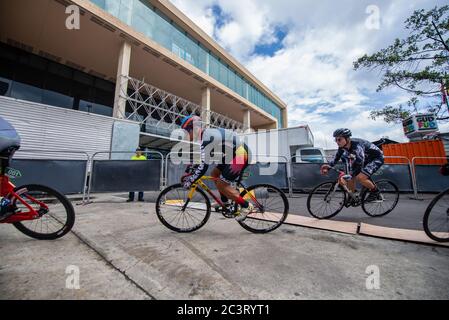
[86,151,164,203]
[290,156,416,195]
[411,157,449,197]
[11,149,90,197]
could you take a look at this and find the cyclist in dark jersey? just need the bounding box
[321,128,384,201]
[179,115,253,220]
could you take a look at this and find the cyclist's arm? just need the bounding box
[184,141,209,185]
[328,148,344,167]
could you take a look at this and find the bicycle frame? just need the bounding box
[183,176,264,212]
[0,175,45,223]
[325,167,367,207]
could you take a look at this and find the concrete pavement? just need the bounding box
[1,193,448,300]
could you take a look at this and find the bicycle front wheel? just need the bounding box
[155,184,211,233]
[237,184,289,233]
[307,181,346,219]
[12,184,75,240]
[423,188,449,242]
[361,180,399,217]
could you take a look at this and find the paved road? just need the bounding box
[118,191,437,231]
[1,194,448,300]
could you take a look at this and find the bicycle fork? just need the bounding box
[181,184,198,212]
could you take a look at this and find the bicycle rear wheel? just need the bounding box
[307,181,346,219]
[361,180,399,217]
[12,184,75,240]
[423,188,449,242]
[237,184,289,233]
[155,184,211,233]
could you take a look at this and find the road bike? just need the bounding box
[0,150,75,240]
[423,187,449,242]
[156,174,289,233]
[307,167,399,219]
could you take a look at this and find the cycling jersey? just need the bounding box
[329,138,384,177]
[184,128,249,185]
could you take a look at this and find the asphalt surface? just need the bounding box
[118,191,436,231]
[1,193,448,300]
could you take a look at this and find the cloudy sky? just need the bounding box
[169,0,448,149]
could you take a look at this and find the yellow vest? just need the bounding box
[131,155,147,160]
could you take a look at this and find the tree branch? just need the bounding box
[432,21,449,52]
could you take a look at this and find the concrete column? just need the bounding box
[201,86,211,127]
[113,42,132,119]
[243,109,252,133]
[282,108,288,129]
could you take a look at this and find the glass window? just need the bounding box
[73,70,93,86]
[42,89,74,109]
[95,78,114,92]
[117,0,133,25]
[90,0,105,9]
[104,0,120,17]
[14,65,44,88]
[0,59,14,79]
[48,62,72,79]
[10,81,43,103]
[209,54,219,80]
[93,88,114,108]
[197,44,208,73]
[219,61,228,87]
[79,100,112,117]
[44,74,72,98]
[0,77,12,96]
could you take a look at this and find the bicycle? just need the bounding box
[423,187,449,242]
[423,164,449,242]
[307,166,399,219]
[155,174,289,233]
[0,150,75,240]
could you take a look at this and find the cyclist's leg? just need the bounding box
[346,178,356,192]
[213,166,241,202]
[212,167,231,204]
[356,158,383,190]
[214,153,250,208]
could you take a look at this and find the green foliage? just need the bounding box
[354,5,449,123]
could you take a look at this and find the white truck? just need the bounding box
[240,125,324,163]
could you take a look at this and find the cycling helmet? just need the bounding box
[333,128,352,138]
[180,115,201,131]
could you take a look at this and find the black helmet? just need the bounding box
[333,128,352,138]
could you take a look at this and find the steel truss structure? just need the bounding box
[116,76,244,133]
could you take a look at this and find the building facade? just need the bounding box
[0,0,288,152]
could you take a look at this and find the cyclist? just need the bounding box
[0,116,21,220]
[321,128,384,202]
[179,115,253,221]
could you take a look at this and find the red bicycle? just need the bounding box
[0,148,75,240]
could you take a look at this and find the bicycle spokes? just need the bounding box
[237,185,288,233]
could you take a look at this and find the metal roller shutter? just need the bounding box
[0,96,114,159]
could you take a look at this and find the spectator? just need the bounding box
[127,148,147,202]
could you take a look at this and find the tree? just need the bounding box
[354,5,449,124]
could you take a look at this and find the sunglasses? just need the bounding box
[335,137,346,142]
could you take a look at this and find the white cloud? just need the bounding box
[168,0,448,148]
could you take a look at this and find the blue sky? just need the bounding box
[169,0,448,148]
